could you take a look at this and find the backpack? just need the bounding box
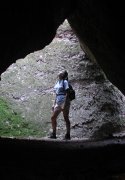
[68,83,75,101]
[63,80,75,101]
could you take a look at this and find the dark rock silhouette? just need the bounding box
[0,1,125,95]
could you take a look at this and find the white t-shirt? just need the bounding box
[54,80,69,105]
[54,80,69,95]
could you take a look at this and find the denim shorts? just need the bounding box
[54,95,70,112]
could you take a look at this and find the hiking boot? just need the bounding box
[49,133,56,139]
[64,133,70,140]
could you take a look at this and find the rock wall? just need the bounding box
[0,20,125,139]
[68,0,125,94]
[0,2,125,179]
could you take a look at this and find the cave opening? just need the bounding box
[0,1,125,179]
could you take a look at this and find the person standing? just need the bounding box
[50,70,71,140]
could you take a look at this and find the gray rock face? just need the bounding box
[0,20,125,139]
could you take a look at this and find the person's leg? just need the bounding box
[50,108,61,138]
[63,107,71,140]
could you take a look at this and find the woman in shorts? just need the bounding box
[50,70,71,140]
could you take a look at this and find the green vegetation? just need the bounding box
[0,98,46,138]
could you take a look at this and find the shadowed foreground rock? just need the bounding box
[1,136,125,179]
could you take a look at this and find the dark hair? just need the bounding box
[63,70,68,80]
